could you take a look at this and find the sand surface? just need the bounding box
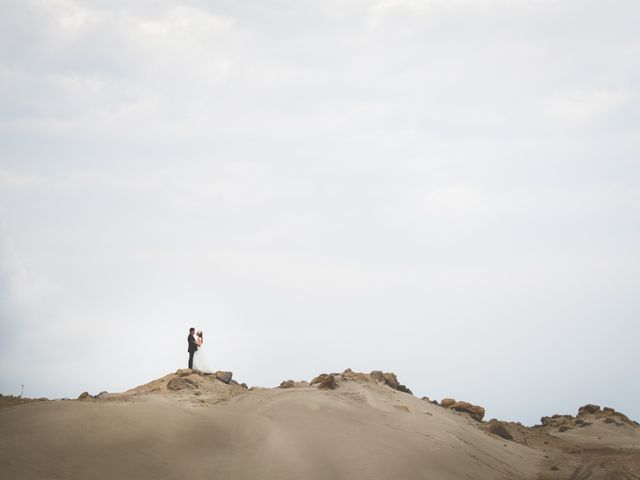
[1,370,638,480]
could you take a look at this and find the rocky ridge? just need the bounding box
[3,368,638,480]
[12,367,640,444]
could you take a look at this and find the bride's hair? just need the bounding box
[197,331,203,339]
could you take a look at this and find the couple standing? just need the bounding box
[187,327,213,373]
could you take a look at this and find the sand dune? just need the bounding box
[1,369,638,480]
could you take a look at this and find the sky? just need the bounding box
[0,0,639,425]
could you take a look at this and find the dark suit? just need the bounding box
[188,334,198,369]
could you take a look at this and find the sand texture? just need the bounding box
[1,369,638,480]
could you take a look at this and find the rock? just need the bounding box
[215,371,233,384]
[368,371,412,393]
[310,373,329,385]
[439,398,486,420]
[167,377,197,391]
[340,370,372,383]
[240,383,248,389]
[77,392,91,400]
[574,418,592,427]
[602,408,636,425]
[318,376,336,389]
[558,425,572,432]
[396,383,413,394]
[311,374,336,390]
[437,397,485,421]
[487,419,513,440]
[578,404,601,416]
[451,401,485,422]
[540,414,573,427]
[280,380,295,389]
[440,398,456,408]
[550,466,559,471]
[538,405,639,430]
[175,369,192,377]
[381,372,400,389]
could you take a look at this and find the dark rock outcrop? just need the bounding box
[279,380,295,389]
[78,391,109,400]
[578,404,601,416]
[539,405,640,430]
[487,419,513,440]
[311,374,336,390]
[540,414,573,427]
[437,398,485,421]
[440,398,456,408]
[451,401,485,422]
[370,371,412,394]
[215,371,233,384]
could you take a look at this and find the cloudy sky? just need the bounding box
[1,0,639,424]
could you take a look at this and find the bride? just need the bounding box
[192,331,213,373]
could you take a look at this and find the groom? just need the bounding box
[187,327,198,369]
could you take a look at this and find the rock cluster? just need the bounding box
[279,380,310,389]
[304,369,414,394]
[577,404,600,416]
[164,370,239,392]
[438,398,486,422]
[77,391,108,400]
[540,414,577,430]
[578,404,638,425]
[538,404,639,431]
[310,374,337,390]
[174,369,233,384]
[370,371,412,394]
[440,398,456,408]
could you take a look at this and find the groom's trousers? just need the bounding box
[188,351,195,369]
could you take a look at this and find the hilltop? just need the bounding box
[1,368,638,479]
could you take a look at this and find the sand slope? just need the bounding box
[1,370,637,480]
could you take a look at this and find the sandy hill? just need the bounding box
[1,369,638,480]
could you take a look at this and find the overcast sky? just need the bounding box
[1,0,639,425]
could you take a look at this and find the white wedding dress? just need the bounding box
[192,342,213,373]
